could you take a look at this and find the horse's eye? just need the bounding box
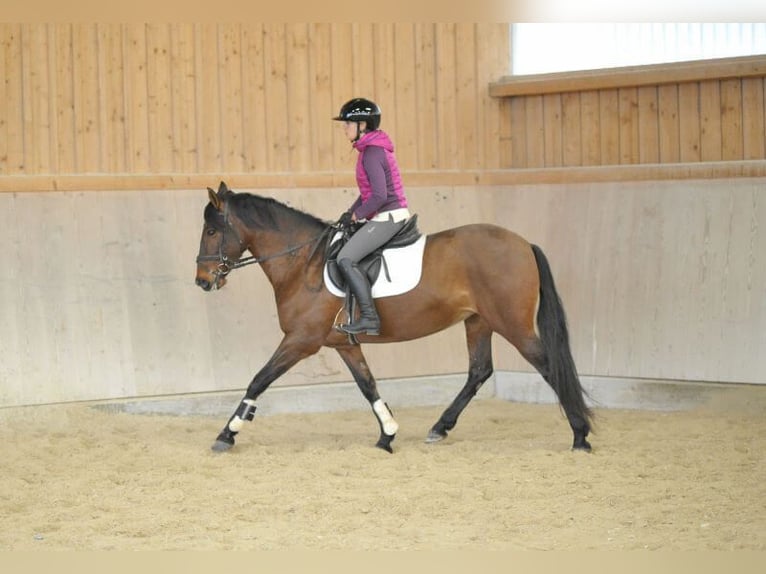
[206,228,217,236]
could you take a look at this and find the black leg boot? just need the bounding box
[337,258,381,335]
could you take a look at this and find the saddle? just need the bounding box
[325,215,422,291]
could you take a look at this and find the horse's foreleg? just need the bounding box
[212,335,321,452]
[427,315,494,443]
[335,345,398,453]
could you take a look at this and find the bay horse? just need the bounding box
[195,181,593,453]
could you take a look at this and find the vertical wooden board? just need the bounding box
[52,24,76,174]
[657,84,680,163]
[393,23,418,171]
[124,24,150,172]
[475,23,508,170]
[455,23,477,170]
[561,91,581,167]
[286,24,310,172]
[262,24,289,172]
[0,26,9,173]
[351,23,375,97]
[145,24,174,173]
[435,23,458,170]
[21,24,52,174]
[241,24,267,172]
[580,90,601,166]
[72,24,101,173]
[637,86,659,164]
[720,78,743,161]
[699,80,722,162]
[218,24,244,173]
[373,24,396,136]
[618,87,639,165]
[308,23,334,172]
[741,77,765,160]
[194,24,222,173]
[169,23,198,173]
[45,25,60,173]
[678,82,701,162]
[598,89,620,165]
[524,95,545,168]
[2,24,24,173]
[509,96,527,168]
[98,24,127,173]
[413,24,437,170]
[542,93,562,167]
[329,24,354,171]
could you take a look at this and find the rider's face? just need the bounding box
[342,121,366,142]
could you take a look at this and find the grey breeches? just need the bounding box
[337,216,407,263]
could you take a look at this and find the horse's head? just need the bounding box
[195,181,247,291]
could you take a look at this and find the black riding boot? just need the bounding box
[337,258,381,335]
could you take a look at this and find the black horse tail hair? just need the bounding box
[531,244,594,433]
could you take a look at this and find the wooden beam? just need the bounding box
[490,55,766,98]
[3,161,766,192]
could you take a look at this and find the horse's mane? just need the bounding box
[229,193,328,233]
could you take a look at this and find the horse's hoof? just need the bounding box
[572,438,592,452]
[376,433,395,453]
[425,429,447,443]
[211,439,234,453]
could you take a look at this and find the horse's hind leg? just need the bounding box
[517,336,592,451]
[426,315,494,443]
[336,344,399,453]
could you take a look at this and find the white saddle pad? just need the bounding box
[323,234,427,298]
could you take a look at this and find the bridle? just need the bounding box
[195,202,333,286]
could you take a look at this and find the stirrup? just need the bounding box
[337,319,380,336]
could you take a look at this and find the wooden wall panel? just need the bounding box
[657,84,680,163]
[195,24,222,173]
[308,24,334,172]
[490,56,766,170]
[4,26,766,190]
[742,78,766,160]
[394,24,418,171]
[218,24,245,173]
[53,24,76,174]
[3,24,24,174]
[169,23,198,173]
[241,24,268,173]
[435,24,459,170]
[21,24,52,174]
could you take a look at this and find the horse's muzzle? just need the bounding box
[196,277,213,291]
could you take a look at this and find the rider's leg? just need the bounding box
[336,217,405,336]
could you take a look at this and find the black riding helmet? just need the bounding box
[333,98,382,132]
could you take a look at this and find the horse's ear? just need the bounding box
[208,187,223,212]
[218,181,229,196]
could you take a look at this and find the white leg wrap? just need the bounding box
[228,399,256,432]
[373,399,399,436]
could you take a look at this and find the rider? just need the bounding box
[332,97,411,336]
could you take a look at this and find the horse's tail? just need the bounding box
[531,244,593,433]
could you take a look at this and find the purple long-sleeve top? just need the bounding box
[348,130,408,220]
